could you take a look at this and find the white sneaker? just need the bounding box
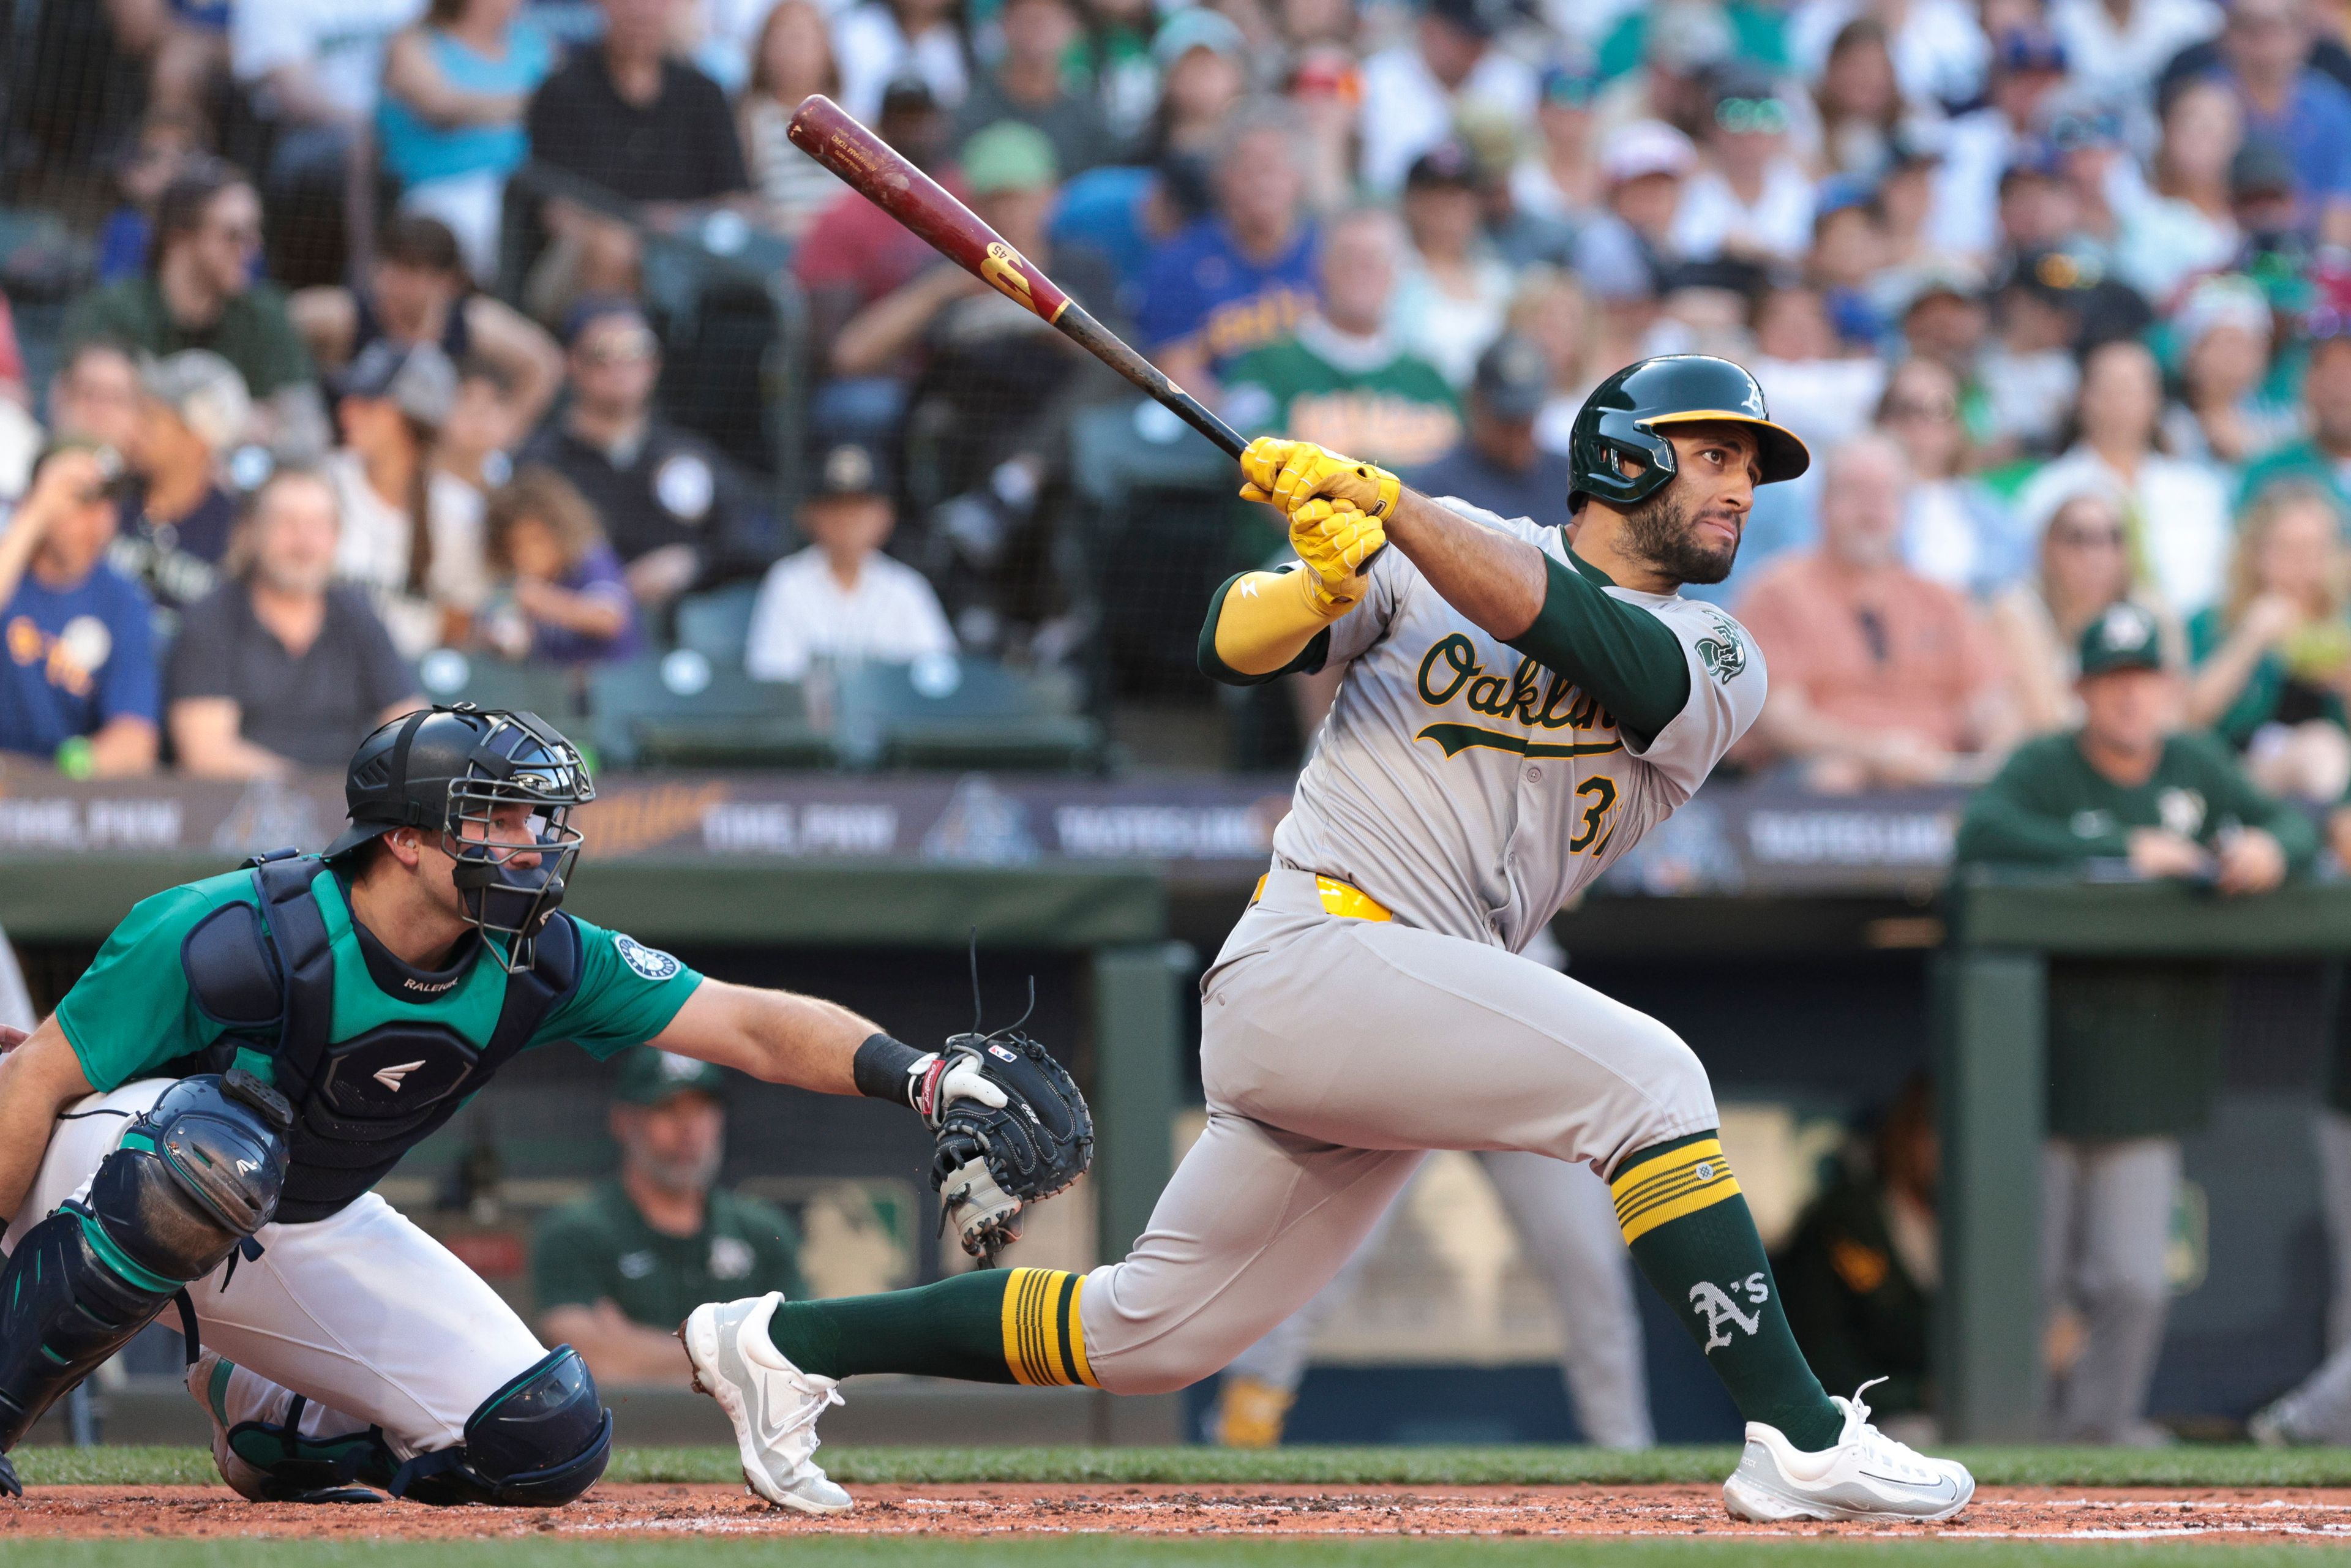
[1722,1381,1974,1523]
[679,1294,852,1514]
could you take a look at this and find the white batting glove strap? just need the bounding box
[910,1048,1011,1125]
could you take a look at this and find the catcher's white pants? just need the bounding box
[1078,868,1717,1397]
[6,1078,546,1457]
[1220,1149,1654,1447]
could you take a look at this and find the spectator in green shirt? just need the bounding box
[1956,601,2316,1444]
[59,162,327,461]
[2237,326,2351,514]
[532,1048,804,1388]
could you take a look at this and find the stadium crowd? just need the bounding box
[3,0,2351,795]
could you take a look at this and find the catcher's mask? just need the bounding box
[324,704,594,972]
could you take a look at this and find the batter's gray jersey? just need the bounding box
[1270,497,1767,953]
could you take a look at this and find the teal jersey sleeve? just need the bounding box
[53,877,250,1092]
[529,917,705,1059]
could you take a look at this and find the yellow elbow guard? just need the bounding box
[1213,567,1352,675]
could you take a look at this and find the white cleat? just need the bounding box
[680,1293,852,1514]
[1722,1381,1974,1523]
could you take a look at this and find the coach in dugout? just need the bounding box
[533,1048,804,1389]
[1955,602,2315,1443]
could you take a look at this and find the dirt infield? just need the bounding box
[7,1482,2351,1542]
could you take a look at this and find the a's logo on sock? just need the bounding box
[1689,1273,1771,1353]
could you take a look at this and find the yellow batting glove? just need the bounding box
[1290,496,1385,616]
[1239,437,1402,520]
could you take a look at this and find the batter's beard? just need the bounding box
[1619,491,1739,585]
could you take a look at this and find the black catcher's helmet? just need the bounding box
[1567,354,1810,514]
[324,705,594,971]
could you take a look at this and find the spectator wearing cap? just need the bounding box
[834,0,969,122]
[1571,120,1698,304]
[116,350,249,625]
[2240,325,2351,512]
[795,81,966,376]
[1589,0,1738,142]
[527,299,773,612]
[953,0,1113,178]
[1222,209,1462,470]
[533,1048,806,1390]
[61,163,326,460]
[1404,334,1573,526]
[2164,275,2296,466]
[524,0,755,309]
[2211,0,2351,239]
[377,0,557,282]
[2050,0,2222,116]
[744,440,954,683]
[2183,481,2351,801]
[1511,64,1607,225]
[1357,0,1537,197]
[1136,100,1322,396]
[1135,10,1250,164]
[1932,27,2074,259]
[1957,601,2311,1443]
[290,214,563,442]
[1671,68,1817,265]
[167,467,419,778]
[0,445,159,776]
[1788,0,1989,114]
[1977,249,2090,462]
[2114,78,2245,301]
[1739,434,2017,788]
[1389,143,1516,388]
[2017,339,2232,615]
[478,465,642,667]
[326,340,489,659]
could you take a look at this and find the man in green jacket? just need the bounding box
[1956,602,2317,1442]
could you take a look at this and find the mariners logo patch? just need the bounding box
[1689,1272,1771,1353]
[616,935,683,981]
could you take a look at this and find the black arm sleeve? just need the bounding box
[1502,555,1692,746]
[1195,569,1332,688]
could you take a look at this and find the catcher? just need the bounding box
[0,703,1086,1507]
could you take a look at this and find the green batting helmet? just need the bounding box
[1567,354,1810,513]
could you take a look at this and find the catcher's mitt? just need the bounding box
[923,1031,1095,1266]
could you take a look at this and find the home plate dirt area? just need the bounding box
[9,1483,2351,1541]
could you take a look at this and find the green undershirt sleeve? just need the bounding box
[1196,569,1333,687]
[1504,555,1692,746]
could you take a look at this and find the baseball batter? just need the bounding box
[0,705,1046,1505]
[684,356,1976,1523]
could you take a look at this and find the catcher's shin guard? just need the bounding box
[0,1074,287,1450]
[390,1346,612,1507]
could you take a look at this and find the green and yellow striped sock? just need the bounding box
[1612,1133,1842,1452]
[765,1267,1098,1387]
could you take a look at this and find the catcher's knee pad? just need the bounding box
[0,1074,287,1450]
[392,1346,612,1507]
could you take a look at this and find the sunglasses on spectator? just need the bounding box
[1884,396,1958,421]
[2052,527,2125,548]
[579,328,658,365]
[208,219,261,247]
[1715,97,1789,136]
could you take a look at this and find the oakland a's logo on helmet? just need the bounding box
[1695,614,1748,685]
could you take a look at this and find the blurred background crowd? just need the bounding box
[8,0,2351,789]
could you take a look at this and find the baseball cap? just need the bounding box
[1539,60,1601,108]
[2003,246,2097,305]
[613,1046,727,1106]
[2077,602,2164,678]
[1993,25,2067,75]
[2173,274,2273,350]
[811,437,890,498]
[1646,0,1735,73]
[1601,119,1698,184]
[879,76,939,117]
[962,120,1058,195]
[1472,335,1551,421]
[1152,8,1247,66]
[334,340,458,430]
[1405,140,1482,190]
[140,348,251,452]
[1425,0,1507,41]
[1889,256,1987,315]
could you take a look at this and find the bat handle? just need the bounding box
[1056,302,1248,460]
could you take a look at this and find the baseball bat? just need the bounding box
[787,94,1247,461]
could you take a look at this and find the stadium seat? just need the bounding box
[673,582,763,666]
[587,650,831,770]
[828,655,1103,772]
[414,649,583,721]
